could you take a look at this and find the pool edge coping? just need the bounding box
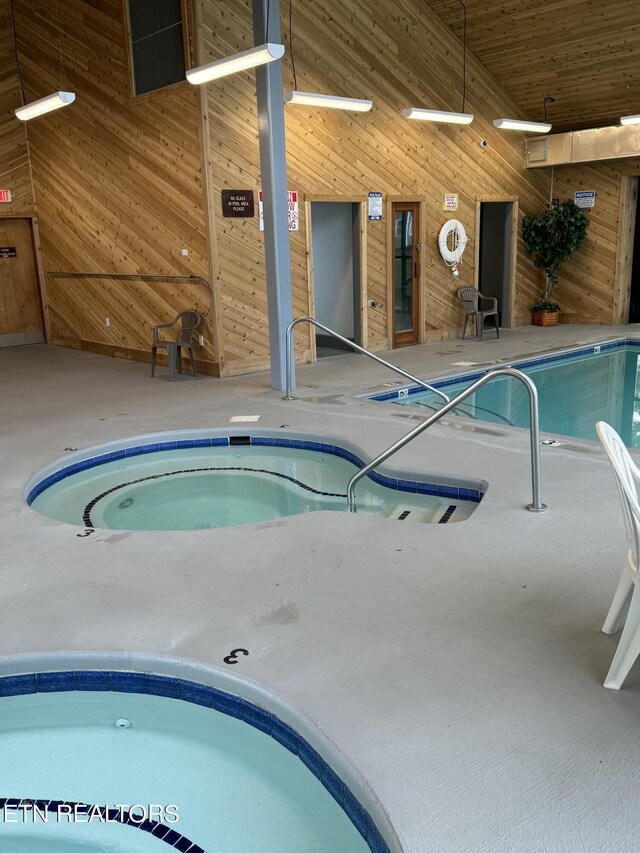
[25,428,488,514]
[364,337,637,403]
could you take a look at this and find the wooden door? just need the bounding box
[392,202,420,347]
[0,219,43,346]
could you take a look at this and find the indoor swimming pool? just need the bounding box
[0,672,383,852]
[27,431,483,530]
[371,340,640,446]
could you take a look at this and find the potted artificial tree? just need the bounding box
[523,199,590,326]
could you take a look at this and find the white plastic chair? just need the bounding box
[596,421,640,689]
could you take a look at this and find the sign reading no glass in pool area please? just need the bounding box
[221,190,255,218]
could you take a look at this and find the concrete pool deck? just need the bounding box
[2,324,640,852]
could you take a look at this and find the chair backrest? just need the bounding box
[457,287,478,315]
[596,421,640,574]
[176,310,203,346]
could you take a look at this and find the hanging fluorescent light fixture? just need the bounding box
[402,2,474,126]
[284,6,370,112]
[402,107,473,124]
[284,91,372,111]
[15,91,75,121]
[493,118,551,133]
[493,98,554,134]
[620,114,640,126]
[186,43,284,85]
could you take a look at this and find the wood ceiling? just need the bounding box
[425,0,640,133]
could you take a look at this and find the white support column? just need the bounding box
[252,0,294,391]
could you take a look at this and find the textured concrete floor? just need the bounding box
[2,326,640,852]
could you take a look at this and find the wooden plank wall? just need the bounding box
[11,0,218,371]
[0,0,34,215]
[197,0,551,374]
[425,0,640,134]
[551,158,640,324]
[3,0,639,379]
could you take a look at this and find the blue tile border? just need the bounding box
[0,674,37,696]
[27,436,484,508]
[26,438,232,504]
[0,671,391,853]
[366,338,637,402]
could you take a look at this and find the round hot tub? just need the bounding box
[0,671,389,852]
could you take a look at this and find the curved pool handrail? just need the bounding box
[284,316,450,404]
[347,366,548,514]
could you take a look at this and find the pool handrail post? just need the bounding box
[347,366,547,514]
[284,316,449,403]
[285,318,296,398]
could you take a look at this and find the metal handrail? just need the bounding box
[48,272,214,318]
[284,316,449,403]
[347,366,548,514]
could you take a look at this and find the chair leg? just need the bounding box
[604,578,640,689]
[462,315,468,340]
[151,346,157,377]
[176,346,182,374]
[189,346,197,377]
[478,313,483,341]
[494,314,500,338]
[603,565,635,634]
[166,344,177,381]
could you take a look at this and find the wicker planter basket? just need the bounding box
[532,309,560,327]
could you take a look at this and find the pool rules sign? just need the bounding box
[574,190,596,209]
[258,191,299,231]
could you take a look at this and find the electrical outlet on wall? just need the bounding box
[105,317,110,327]
[181,248,189,256]
[198,335,204,346]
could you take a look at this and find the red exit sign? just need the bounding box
[0,190,12,203]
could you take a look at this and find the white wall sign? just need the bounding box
[443,194,459,212]
[258,191,299,231]
[288,191,299,231]
[368,192,383,220]
[574,190,596,209]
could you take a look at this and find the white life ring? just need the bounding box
[438,219,468,269]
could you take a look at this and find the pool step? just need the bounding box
[438,504,458,524]
[387,503,459,524]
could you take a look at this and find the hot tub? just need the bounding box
[26,430,484,531]
[0,670,389,852]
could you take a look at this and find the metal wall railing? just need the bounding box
[48,272,214,318]
[284,316,450,403]
[347,366,547,514]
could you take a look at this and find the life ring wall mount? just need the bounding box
[438,219,468,277]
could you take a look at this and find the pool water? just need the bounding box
[29,442,480,530]
[394,345,640,446]
[0,689,371,852]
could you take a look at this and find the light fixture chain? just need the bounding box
[9,0,27,105]
[459,0,467,114]
[289,0,298,91]
[55,0,67,89]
